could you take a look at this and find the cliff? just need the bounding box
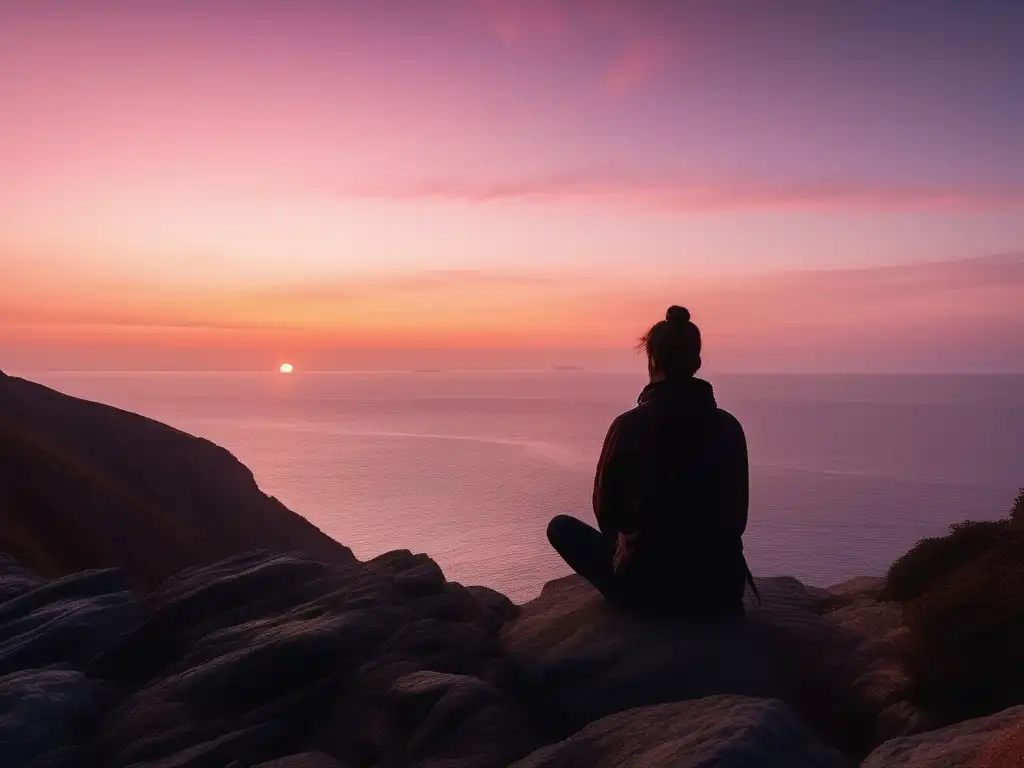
[0,372,353,590]
[0,374,1020,767]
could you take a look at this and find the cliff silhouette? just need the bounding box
[0,372,352,590]
[0,370,1020,768]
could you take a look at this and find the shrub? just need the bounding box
[883,519,1008,602]
[884,489,1024,722]
[1012,487,1024,527]
[901,534,1024,721]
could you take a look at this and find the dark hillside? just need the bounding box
[0,372,352,591]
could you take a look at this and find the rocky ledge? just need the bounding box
[0,372,1020,767]
[1,549,1021,768]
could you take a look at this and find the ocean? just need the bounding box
[26,371,1023,602]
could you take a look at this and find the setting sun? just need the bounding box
[279,363,294,374]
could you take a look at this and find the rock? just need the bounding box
[89,552,336,688]
[93,550,514,768]
[501,575,773,734]
[972,718,1024,768]
[466,585,520,629]
[820,578,935,742]
[819,576,886,611]
[0,566,144,764]
[0,567,132,625]
[0,374,354,591]
[110,723,283,768]
[23,746,94,768]
[253,754,350,768]
[501,574,917,754]
[0,569,144,676]
[0,669,98,766]
[510,695,854,768]
[862,704,1024,767]
[366,550,446,597]
[0,554,44,603]
[381,671,531,767]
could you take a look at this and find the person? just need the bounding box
[547,306,754,618]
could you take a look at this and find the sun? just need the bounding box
[279,362,294,374]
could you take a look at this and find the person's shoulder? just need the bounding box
[715,407,746,440]
[607,406,635,429]
[607,403,648,436]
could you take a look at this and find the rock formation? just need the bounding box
[0,374,1020,766]
[862,705,1024,767]
[510,696,854,768]
[501,572,928,755]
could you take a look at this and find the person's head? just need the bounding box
[639,305,702,381]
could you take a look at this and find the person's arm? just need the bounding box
[593,416,635,536]
[719,412,749,538]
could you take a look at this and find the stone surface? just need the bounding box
[503,574,776,725]
[0,565,144,766]
[971,719,1024,768]
[502,573,921,755]
[511,695,854,768]
[0,555,44,603]
[0,669,98,766]
[862,705,1024,767]
[381,671,531,767]
[90,550,522,768]
[0,569,144,676]
[0,540,1009,768]
[820,577,936,742]
[254,753,351,768]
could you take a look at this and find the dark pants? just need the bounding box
[546,514,617,598]
[546,514,747,619]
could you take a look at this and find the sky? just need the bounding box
[2,0,1023,372]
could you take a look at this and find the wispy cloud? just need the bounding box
[611,253,1024,314]
[478,0,681,96]
[254,269,557,303]
[335,171,1024,213]
[477,0,568,45]
[5,255,1022,371]
[586,254,1024,372]
[2,268,565,334]
[602,37,675,95]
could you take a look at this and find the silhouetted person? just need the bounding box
[547,306,754,618]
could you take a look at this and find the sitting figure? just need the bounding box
[547,306,754,618]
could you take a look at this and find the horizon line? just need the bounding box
[9,368,1024,377]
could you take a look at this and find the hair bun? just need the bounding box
[666,305,691,324]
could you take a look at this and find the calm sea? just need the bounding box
[25,371,1023,602]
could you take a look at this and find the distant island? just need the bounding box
[552,365,586,372]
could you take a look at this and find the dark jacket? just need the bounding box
[593,377,749,614]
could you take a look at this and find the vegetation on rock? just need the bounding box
[884,489,1024,723]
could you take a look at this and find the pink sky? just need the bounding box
[2,1,1023,372]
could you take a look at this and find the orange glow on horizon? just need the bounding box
[2,3,1022,373]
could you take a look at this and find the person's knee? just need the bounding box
[546,514,574,545]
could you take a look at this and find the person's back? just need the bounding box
[547,306,752,618]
